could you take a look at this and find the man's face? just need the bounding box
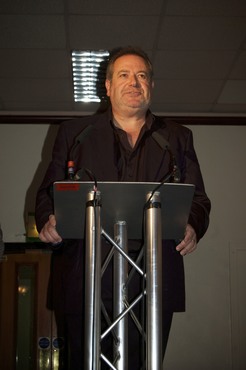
[105,54,154,115]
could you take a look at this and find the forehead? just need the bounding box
[113,54,149,72]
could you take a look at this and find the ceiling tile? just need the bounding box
[0,78,73,102]
[218,80,246,104]
[166,0,246,16]
[0,15,66,48]
[68,0,163,15]
[158,16,246,50]
[153,79,224,104]
[151,102,214,114]
[212,104,246,113]
[68,15,159,50]
[153,50,237,79]
[0,100,75,112]
[0,50,72,78]
[229,51,246,79]
[0,0,64,14]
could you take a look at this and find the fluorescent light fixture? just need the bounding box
[72,50,110,103]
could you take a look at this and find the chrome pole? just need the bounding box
[145,191,163,369]
[113,221,128,370]
[84,190,101,370]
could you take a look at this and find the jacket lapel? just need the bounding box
[145,117,172,182]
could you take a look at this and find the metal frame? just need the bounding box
[84,189,163,370]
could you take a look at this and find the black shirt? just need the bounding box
[112,112,154,181]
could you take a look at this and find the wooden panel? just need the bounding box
[0,254,16,369]
[0,251,52,370]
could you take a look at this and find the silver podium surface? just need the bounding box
[53,181,195,240]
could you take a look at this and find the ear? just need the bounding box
[105,79,111,97]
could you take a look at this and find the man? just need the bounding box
[35,46,211,369]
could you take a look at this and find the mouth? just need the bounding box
[124,90,142,97]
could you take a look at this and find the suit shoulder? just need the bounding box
[154,115,192,137]
[61,112,106,128]
[58,111,109,138]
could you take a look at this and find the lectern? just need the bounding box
[54,181,195,370]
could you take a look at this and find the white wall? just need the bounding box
[0,123,59,242]
[0,123,245,369]
[164,125,246,370]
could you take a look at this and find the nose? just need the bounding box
[129,74,140,87]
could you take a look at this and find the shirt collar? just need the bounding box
[109,108,154,131]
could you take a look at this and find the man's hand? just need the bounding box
[176,224,197,256]
[39,214,62,244]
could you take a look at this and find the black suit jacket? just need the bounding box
[35,109,211,313]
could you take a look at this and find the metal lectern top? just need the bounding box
[53,181,195,240]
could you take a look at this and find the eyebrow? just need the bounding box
[116,69,149,76]
[116,69,129,75]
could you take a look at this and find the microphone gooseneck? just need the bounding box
[152,131,180,183]
[69,124,94,162]
[67,125,94,180]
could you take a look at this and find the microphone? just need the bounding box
[152,131,170,151]
[152,131,180,183]
[69,124,94,161]
[67,125,94,180]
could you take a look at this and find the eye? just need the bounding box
[137,73,148,80]
[119,72,128,78]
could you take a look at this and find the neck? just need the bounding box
[112,109,146,131]
[113,113,146,148]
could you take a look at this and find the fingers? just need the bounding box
[176,224,197,256]
[176,238,197,256]
[49,214,56,227]
[39,214,62,244]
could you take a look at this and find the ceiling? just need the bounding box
[0,0,246,118]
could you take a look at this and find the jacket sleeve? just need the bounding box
[35,123,70,232]
[178,128,211,241]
